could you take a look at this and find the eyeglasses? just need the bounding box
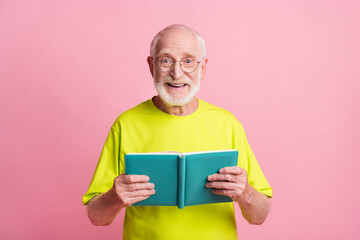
[154,56,203,73]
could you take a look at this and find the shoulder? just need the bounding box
[111,99,154,131]
[199,99,245,131]
[119,99,153,118]
[199,99,238,120]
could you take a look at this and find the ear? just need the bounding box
[147,56,154,78]
[200,57,208,81]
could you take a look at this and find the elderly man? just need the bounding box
[83,24,272,240]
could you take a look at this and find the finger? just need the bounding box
[126,189,156,198]
[211,189,238,200]
[124,182,155,192]
[118,175,150,184]
[208,173,237,182]
[126,195,154,206]
[206,181,244,190]
[219,166,244,175]
[121,195,153,207]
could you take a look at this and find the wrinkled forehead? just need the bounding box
[154,28,202,58]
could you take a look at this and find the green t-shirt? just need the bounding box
[83,98,272,240]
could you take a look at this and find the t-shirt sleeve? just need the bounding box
[82,127,121,205]
[235,122,273,198]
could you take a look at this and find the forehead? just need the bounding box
[154,28,202,58]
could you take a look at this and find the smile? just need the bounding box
[167,83,187,88]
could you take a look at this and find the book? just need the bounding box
[125,149,238,209]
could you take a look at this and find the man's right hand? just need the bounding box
[112,173,155,207]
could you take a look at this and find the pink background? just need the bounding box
[1,0,359,239]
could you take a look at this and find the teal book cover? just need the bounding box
[125,149,238,209]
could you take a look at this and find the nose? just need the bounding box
[170,61,185,80]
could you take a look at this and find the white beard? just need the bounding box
[154,74,201,107]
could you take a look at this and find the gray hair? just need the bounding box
[150,24,206,59]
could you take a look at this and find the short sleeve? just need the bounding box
[82,127,121,205]
[235,122,273,198]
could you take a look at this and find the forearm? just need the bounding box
[87,186,124,226]
[236,183,271,225]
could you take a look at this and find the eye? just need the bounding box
[160,57,173,65]
[182,57,195,65]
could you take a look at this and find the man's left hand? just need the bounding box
[206,166,248,203]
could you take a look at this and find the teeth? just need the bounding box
[168,83,186,88]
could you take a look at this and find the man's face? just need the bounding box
[148,29,207,107]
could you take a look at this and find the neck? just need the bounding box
[153,96,199,116]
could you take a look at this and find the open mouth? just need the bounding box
[167,83,187,88]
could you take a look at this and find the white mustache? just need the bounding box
[161,76,193,86]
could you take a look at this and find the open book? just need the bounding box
[125,149,238,209]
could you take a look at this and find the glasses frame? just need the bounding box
[153,56,204,73]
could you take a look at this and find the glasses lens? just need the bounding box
[181,57,197,72]
[156,57,199,73]
[159,57,173,67]
[157,57,173,72]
